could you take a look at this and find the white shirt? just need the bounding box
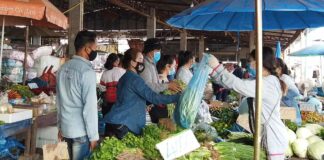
[211,65,288,156]
[176,66,193,85]
[100,67,126,91]
[158,74,169,84]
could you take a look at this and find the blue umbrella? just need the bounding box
[289,44,324,56]
[167,0,324,31]
[275,41,281,58]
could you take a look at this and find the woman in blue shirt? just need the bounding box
[104,48,180,139]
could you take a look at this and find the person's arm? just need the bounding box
[81,70,99,142]
[211,65,256,98]
[132,76,179,105]
[140,64,168,93]
[99,72,107,92]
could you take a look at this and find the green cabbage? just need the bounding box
[307,140,324,160]
[292,139,309,158]
[296,127,313,139]
[285,144,293,158]
[286,127,297,144]
[307,136,322,145]
[305,124,324,135]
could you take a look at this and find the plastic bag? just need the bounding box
[0,137,25,160]
[192,122,218,141]
[195,100,213,124]
[174,54,211,128]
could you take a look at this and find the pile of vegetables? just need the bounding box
[284,120,298,132]
[9,84,34,99]
[285,123,324,160]
[91,125,184,160]
[227,132,254,146]
[214,142,266,160]
[210,107,238,138]
[162,80,186,117]
[301,111,324,123]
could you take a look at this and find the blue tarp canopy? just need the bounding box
[289,44,324,57]
[167,0,324,31]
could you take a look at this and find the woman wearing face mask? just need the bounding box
[276,58,302,125]
[103,49,180,139]
[156,55,177,84]
[176,51,195,85]
[208,47,288,160]
[100,53,126,116]
[147,55,177,123]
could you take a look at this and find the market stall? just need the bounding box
[0,0,67,159]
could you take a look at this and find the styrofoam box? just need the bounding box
[0,108,32,123]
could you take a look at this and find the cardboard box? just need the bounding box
[237,107,296,133]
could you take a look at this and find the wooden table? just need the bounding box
[0,119,32,156]
[14,104,57,157]
[30,111,57,157]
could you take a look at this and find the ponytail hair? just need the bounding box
[250,47,287,95]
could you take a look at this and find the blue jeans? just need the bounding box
[64,136,90,160]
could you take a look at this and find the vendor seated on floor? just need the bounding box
[103,48,180,139]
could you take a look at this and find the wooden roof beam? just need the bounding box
[109,0,184,33]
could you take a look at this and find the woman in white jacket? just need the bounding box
[208,47,288,160]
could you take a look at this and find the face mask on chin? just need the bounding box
[168,67,176,76]
[134,61,145,73]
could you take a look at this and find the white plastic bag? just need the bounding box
[195,100,213,124]
[32,46,53,59]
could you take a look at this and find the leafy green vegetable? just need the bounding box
[178,147,212,160]
[211,121,231,138]
[91,137,127,160]
[0,120,5,125]
[318,128,324,140]
[162,80,186,117]
[10,84,34,99]
[227,132,254,145]
[214,142,266,160]
[284,120,298,132]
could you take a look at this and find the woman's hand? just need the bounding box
[168,81,182,92]
[208,54,220,69]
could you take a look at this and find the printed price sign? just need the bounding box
[156,129,200,160]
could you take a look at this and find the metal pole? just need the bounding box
[254,0,263,159]
[0,17,5,79]
[23,26,29,84]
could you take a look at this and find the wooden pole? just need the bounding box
[0,17,5,78]
[23,26,29,84]
[254,0,263,159]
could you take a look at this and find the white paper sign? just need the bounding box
[156,129,200,160]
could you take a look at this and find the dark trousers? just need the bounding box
[102,102,114,116]
[104,123,131,139]
[149,106,168,123]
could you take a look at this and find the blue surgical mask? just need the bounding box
[168,67,176,76]
[247,64,256,77]
[153,51,161,64]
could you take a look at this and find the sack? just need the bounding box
[42,142,69,160]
